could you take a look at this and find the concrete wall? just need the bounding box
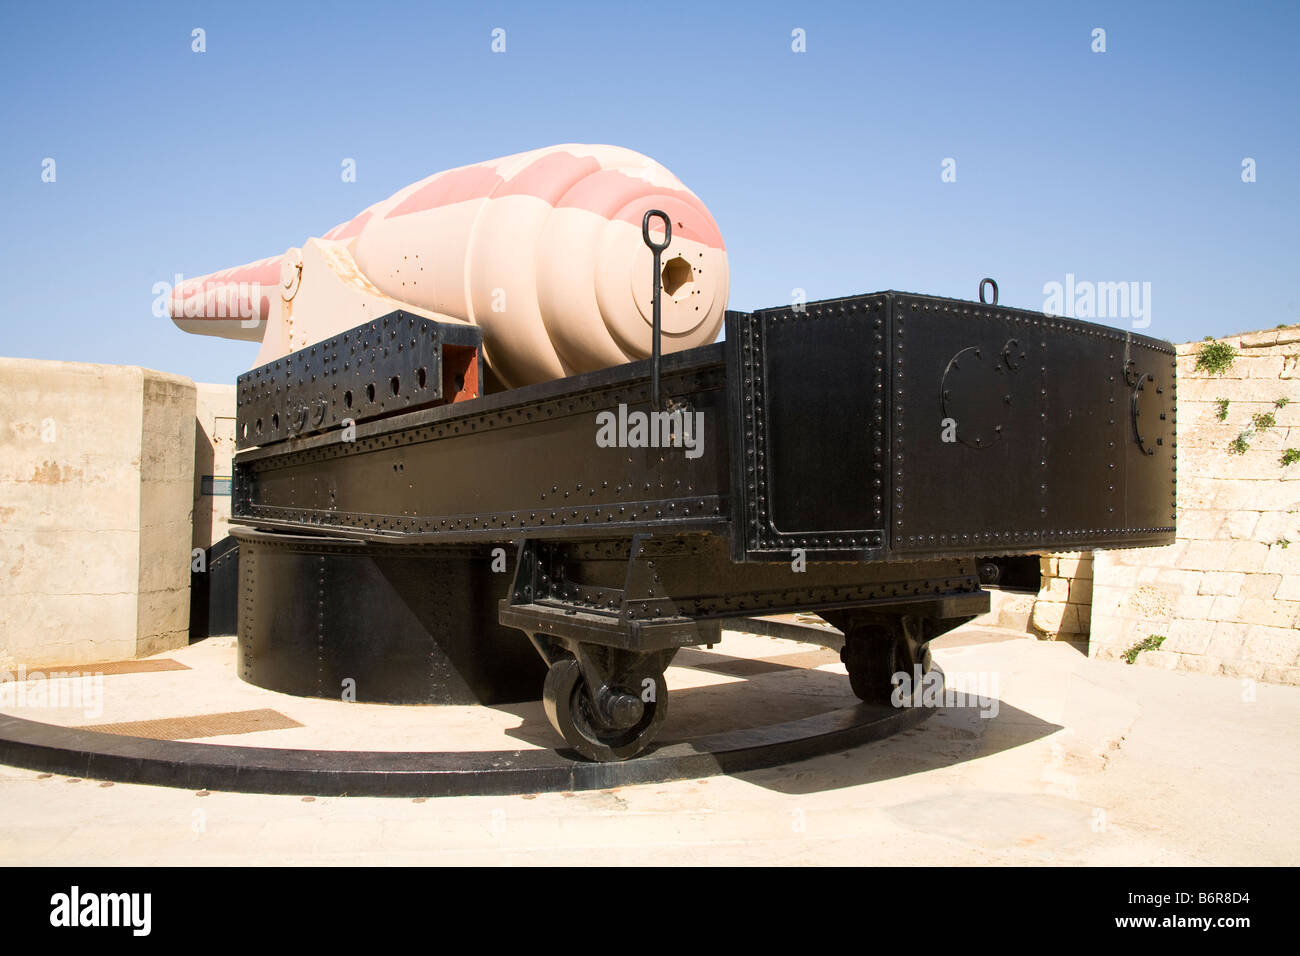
[1083,327,1300,684]
[0,358,196,668]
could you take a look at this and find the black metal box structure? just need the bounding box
[729,293,1175,561]
[229,291,1176,760]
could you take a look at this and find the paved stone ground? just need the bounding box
[0,624,1296,865]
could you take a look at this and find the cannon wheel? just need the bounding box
[838,616,933,705]
[542,657,668,762]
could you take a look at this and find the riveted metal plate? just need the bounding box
[888,293,1176,555]
[235,310,482,450]
[233,346,732,543]
[235,291,1176,560]
[726,294,889,562]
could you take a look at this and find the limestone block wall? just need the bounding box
[0,358,196,667]
[1087,327,1300,684]
[1031,552,1093,642]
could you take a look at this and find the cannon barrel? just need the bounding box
[169,144,729,390]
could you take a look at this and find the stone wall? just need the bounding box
[1031,552,1093,643]
[1085,327,1300,684]
[0,358,196,667]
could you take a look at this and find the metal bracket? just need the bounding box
[498,537,717,653]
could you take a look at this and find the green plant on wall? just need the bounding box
[1252,411,1277,431]
[1228,433,1252,455]
[1194,340,1236,376]
[1276,397,1291,409]
[1123,634,1166,664]
[1282,449,1300,467]
[1214,398,1230,421]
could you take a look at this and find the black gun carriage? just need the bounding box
[229,255,1176,762]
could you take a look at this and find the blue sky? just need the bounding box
[1,0,1296,384]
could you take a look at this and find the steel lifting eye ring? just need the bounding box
[979,277,999,305]
[641,210,671,253]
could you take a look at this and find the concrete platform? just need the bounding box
[0,630,869,752]
[0,626,946,795]
[1,622,1297,865]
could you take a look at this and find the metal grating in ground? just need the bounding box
[74,708,303,740]
[20,659,191,679]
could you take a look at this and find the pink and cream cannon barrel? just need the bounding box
[169,144,730,390]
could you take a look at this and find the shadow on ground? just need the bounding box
[492,640,1061,796]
